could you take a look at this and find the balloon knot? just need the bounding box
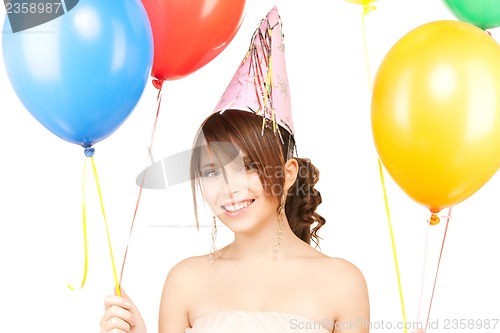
[486,29,492,37]
[429,213,440,226]
[152,79,164,90]
[84,147,95,157]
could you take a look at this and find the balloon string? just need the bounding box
[425,206,452,332]
[119,172,146,286]
[119,83,164,285]
[378,159,408,333]
[416,216,432,327]
[361,8,372,92]
[90,156,121,297]
[67,157,89,291]
[150,83,163,153]
[363,5,407,332]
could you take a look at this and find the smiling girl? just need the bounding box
[100,7,369,333]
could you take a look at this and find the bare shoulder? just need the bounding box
[158,255,211,333]
[300,249,366,281]
[167,254,210,275]
[162,254,211,290]
[322,256,366,283]
[303,254,369,327]
[326,257,369,330]
[311,255,367,294]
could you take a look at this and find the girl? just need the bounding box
[100,7,369,333]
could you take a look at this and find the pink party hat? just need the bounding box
[214,6,294,137]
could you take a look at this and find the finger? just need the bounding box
[101,327,127,333]
[100,328,127,333]
[115,287,130,299]
[104,295,132,311]
[100,305,135,327]
[101,316,130,332]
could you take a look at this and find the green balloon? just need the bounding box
[443,0,500,30]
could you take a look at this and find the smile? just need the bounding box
[222,199,254,213]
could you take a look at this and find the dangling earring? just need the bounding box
[209,215,218,264]
[273,191,287,259]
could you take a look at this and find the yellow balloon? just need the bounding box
[371,20,500,213]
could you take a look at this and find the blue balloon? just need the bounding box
[2,0,153,147]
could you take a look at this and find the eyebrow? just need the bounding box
[199,153,251,170]
[200,163,217,169]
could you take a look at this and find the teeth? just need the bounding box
[224,200,252,212]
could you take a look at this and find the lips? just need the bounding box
[221,199,254,213]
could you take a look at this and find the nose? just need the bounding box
[222,165,247,196]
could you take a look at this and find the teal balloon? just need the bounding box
[2,0,153,147]
[443,0,500,30]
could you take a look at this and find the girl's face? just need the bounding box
[199,147,278,234]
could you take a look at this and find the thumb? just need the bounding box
[114,286,130,300]
[113,287,140,314]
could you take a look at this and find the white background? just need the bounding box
[1,0,499,332]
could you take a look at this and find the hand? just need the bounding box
[100,288,146,333]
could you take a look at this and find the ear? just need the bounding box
[283,158,298,193]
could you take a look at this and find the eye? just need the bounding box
[202,169,222,178]
[245,162,259,171]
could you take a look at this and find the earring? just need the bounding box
[273,192,287,259]
[208,215,218,264]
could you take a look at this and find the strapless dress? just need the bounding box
[186,310,331,333]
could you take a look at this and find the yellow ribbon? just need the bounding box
[90,156,121,296]
[67,158,89,291]
[378,160,408,333]
[359,3,408,332]
[68,155,121,297]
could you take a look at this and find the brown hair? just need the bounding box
[190,109,325,247]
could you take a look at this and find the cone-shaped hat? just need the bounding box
[213,6,293,136]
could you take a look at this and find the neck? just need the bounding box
[222,216,298,261]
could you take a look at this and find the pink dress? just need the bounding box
[186,310,331,333]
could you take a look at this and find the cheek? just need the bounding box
[247,173,266,195]
[201,180,220,206]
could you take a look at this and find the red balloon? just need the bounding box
[142,0,247,81]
